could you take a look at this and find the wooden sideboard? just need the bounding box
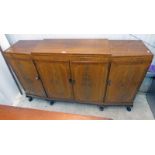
[3,39,153,111]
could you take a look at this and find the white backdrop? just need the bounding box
[0,35,19,104]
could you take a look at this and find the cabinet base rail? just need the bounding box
[26,95,133,112]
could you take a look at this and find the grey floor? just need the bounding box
[13,92,154,120]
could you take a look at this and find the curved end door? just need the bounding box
[5,53,46,97]
[105,57,152,105]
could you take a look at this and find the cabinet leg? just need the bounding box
[28,96,33,102]
[50,100,55,105]
[126,106,132,112]
[99,106,104,111]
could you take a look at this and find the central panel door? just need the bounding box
[70,59,109,104]
[34,59,73,100]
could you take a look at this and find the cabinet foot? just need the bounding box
[28,96,33,102]
[50,100,55,105]
[126,106,132,112]
[99,106,104,111]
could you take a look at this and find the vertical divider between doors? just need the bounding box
[31,57,48,98]
[69,60,75,100]
[103,60,111,103]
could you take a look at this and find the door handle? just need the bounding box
[35,76,40,80]
[69,78,72,83]
[69,78,75,84]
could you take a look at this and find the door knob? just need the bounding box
[35,76,40,80]
[69,78,72,83]
[69,78,75,84]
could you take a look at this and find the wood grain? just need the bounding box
[35,58,73,100]
[32,39,110,55]
[5,40,42,54]
[70,61,109,104]
[110,40,152,56]
[105,57,152,104]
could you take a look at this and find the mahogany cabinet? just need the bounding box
[3,39,153,111]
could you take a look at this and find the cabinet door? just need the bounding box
[105,57,151,104]
[35,60,73,100]
[5,54,46,97]
[70,61,109,104]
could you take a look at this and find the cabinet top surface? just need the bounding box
[5,39,153,57]
[32,39,110,55]
[110,40,152,56]
[5,40,42,54]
